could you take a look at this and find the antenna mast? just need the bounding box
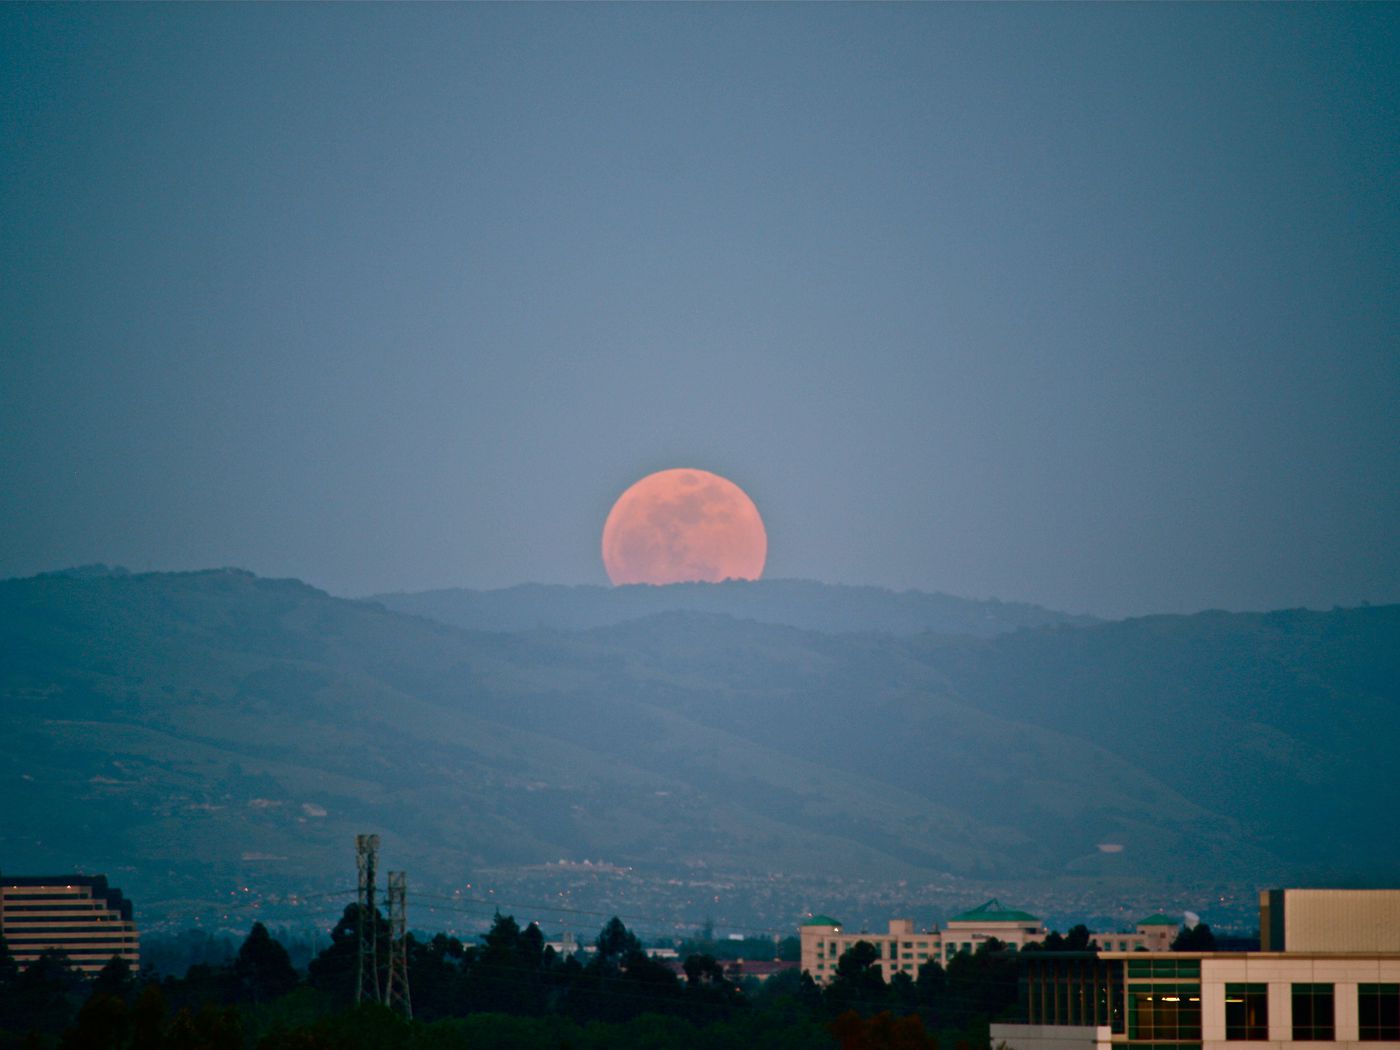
[384,870,413,1017]
[354,834,381,1005]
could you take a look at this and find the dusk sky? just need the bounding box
[2,3,1396,618]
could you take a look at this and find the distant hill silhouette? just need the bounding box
[2,569,1395,927]
[368,578,1098,636]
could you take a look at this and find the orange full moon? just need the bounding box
[601,468,768,586]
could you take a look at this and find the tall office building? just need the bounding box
[0,875,140,975]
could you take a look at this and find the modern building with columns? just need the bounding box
[0,874,140,975]
[800,899,1179,984]
[991,889,1400,1050]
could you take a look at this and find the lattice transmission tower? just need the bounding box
[354,833,381,1006]
[384,871,413,1018]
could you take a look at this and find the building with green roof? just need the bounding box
[800,901,1188,984]
[1137,913,1178,927]
[948,898,1043,925]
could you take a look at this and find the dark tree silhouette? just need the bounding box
[129,985,168,1049]
[568,916,682,1022]
[8,949,84,1036]
[59,992,129,1050]
[944,938,1018,1028]
[408,932,467,1021]
[0,933,18,989]
[308,903,388,1006]
[914,957,947,1027]
[1065,925,1099,952]
[464,912,554,1016]
[88,955,135,1005]
[234,922,299,1003]
[594,916,641,970]
[830,1008,940,1049]
[827,941,887,1014]
[1172,923,1217,951]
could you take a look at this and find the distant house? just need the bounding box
[0,874,140,975]
[800,900,1178,984]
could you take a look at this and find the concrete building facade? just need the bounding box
[0,875,140,975]
[801,899,1178,984]
[991,890,1400,1050]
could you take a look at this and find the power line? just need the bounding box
[411,892,798,939]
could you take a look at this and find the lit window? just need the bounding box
[1129,983,1201,1041]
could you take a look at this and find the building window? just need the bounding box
[1129,984,1201,1041]
[1128,959,1201,979]
[1225,984,1268,1040]
[1292,984,1335,1041]
[1359,985,1400,1041]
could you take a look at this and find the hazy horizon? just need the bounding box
[16,560,1398,623]
[4,4,1396,619]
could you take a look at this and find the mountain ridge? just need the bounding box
[367,578,1099,637]
[2,569,1395,932]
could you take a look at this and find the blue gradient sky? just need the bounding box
[2,4,1396,617]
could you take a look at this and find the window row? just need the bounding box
[1125,982,1400,1042]
[1222,982,1400,1041]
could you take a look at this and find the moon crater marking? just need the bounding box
[601,468,767,586]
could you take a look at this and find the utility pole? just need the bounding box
[384,871,412,1018]
[354,834,381,1006]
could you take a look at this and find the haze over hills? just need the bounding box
[2,568,1396,934]
[368,579,1098,637]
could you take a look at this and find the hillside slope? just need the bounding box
[2,570,1394,928]
[368,579,1098,636]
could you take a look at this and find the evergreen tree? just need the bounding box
[129,984,168,1050]
[0,933,19,990]
[8,950,83,1037]
[408,932,466,1021]
[58,993,129,1050]
[826,941,887,1014]
[1171,923,1216,951]
[234,922,299,1003]
[308,904,387,1006]
[910,958,947,1029]
[594,916,641,970]
[466,913,538,1015]
[89,956,135,1004]
[569,917,682,1023]
[1065,925,1099,952]
[944,938,1018,1029]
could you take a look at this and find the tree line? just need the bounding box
[0,911,1216,1050]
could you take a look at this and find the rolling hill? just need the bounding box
[2,569,1395,933]
[368,579,1098,636]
